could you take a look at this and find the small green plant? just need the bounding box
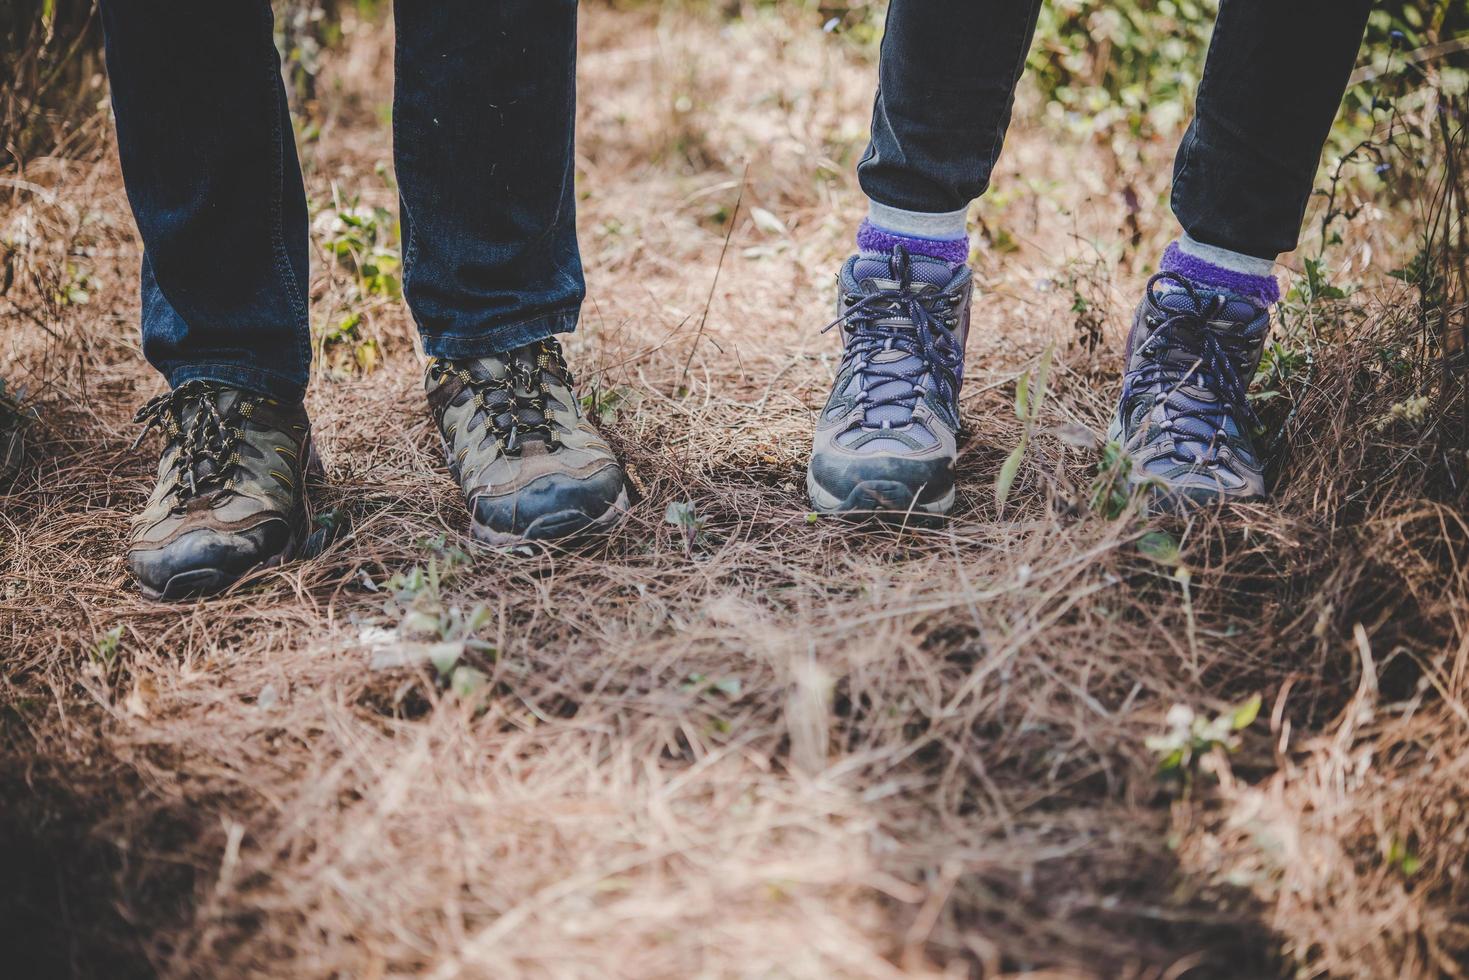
[1389,245,1445,303]
[1386,837,1423,877]
[1253,257,1348,446]
[92,625,124,671]
[682,673,743,699]
[316,189,401,299]
[301,508,347,559]
[369,538,493,697]
[379,537,473,623]
[1375,394,1432,432]
[319,311,382,378]
[1089,439,1134,519]
[1136,529,1180,566]
[1298,256,1350,305]
[411,602,493,698]
[1147,695,1261,785]
[52,261,92,307]
[665,500,707,554]
[996,346,1054,516]
[580,385,637,426]
[312,184,399,379]
[1136,527,1200,670]
[1252,337,1313,409]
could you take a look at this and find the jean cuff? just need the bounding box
[164,363,307,403]
[419,307,580,360]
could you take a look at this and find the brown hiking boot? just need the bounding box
[425,337,627,545]
[128,381,319,600]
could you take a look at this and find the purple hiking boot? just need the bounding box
[808,245,971,519]
[1108,273,1272,507]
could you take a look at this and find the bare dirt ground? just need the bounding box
[4,5,1469,978]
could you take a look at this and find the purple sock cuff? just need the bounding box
[857,219,968,266]
[1160,241,1280,307]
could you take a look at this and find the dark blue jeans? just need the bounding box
[99,0,582,402]
[859,0,1373,259]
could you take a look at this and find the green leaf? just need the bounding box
[1014,368,1031,420]
[995,441,1026,514]
[462,605,493,637]
[428,641,466,676]
[335,311,363,337]
[1230,694,1262,731]
[451,665,489,698]
[664,500,699,530]
[1157,747,1186,772]
[1137,530,1180,566]
[94,625,124,662]
[1030,345,1055,421]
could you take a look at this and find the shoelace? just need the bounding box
[132,380,260,503]
[1120,272,1263,464]
[823,246,964,430]
[432,338,572,455]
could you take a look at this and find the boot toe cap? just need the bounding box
[808,449,954,513]
[471,465,627,544]
[128,521,290,600]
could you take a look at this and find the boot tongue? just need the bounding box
[1147,286,1259,372]
[177,388,243,489]
[1146,287,1260,448]
[853,250,955,289]
[181,387,241,421]
[1154,282,1261,327]
[845,251,956,429]
[466,347,554,445]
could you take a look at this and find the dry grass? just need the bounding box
[3,5,1469,978]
